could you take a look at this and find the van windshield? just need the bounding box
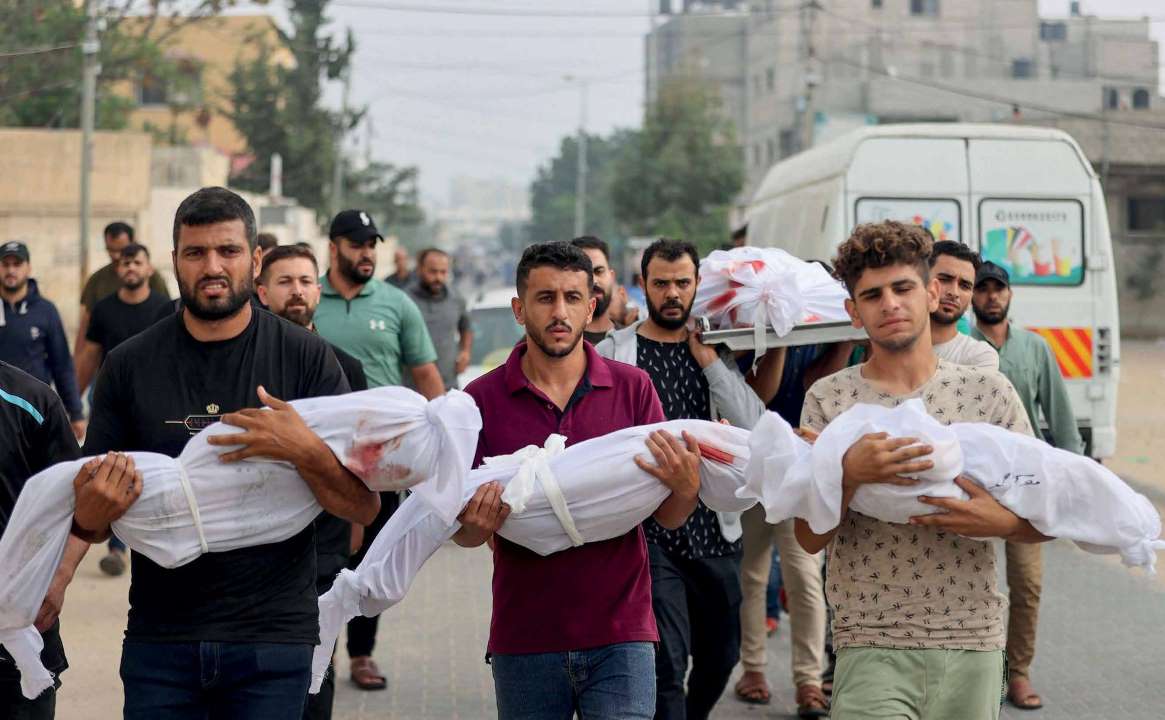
[978,198,1085,286]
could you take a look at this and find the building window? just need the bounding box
[1128,197,1165,232]
[872,0,882,7]
[1040,21,1067,41]
[1011,58,1034,79]
[779,129,797,157]
[1133,88,1150,109]
[139,73,168,105]
[1103,86,1120,110]
[138,60,203,107]
[910,0,938,16]
[766,67,775,92]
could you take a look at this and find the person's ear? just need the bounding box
[926,277,940,313]
[845,297,863,330]
[257,283,269,304]
[511,296,525,326]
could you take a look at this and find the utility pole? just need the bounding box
[793,0,820,154]
[79,0,100,288]
[572,78,589,237]
[330,67,351,218]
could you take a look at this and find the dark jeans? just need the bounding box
[491,642,656,720]
[766,547,783,618]
[120,641,313,720]
[0,682,55,720]
[648,544,742,720]
[345,492,399,658]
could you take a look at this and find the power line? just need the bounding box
[0,42,80,58]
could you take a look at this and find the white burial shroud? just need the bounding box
[311,418,759,692]
[314,400,1165,692]
[745,399,1165,571]
[0,387,481,700]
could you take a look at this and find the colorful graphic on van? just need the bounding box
[979,200,1084,286]
[1028,327,1093,379]
[855,198,961,244]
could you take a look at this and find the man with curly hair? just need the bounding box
[793,221,1053,720]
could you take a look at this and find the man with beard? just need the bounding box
[970,260,1081,712]
[405,248,473,391]
[73,242,172,576]
[74,222,169,363]
[0,241,85,438]
[597,238,768,720]
[570,236,618,345]
[314,209,442,690]
[796,222,1050,720]
[455,241,702,719]
[82,186,379,718]
[256,243,366,720]
[927,242,997,370]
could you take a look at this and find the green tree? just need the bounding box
[611,78,743,254]
[0,0,230,129]
[529,129,635,248]
[343,160,424,229]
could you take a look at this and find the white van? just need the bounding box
[746,123,1119,458]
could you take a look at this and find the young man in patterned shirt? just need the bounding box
[794,221,1052,720]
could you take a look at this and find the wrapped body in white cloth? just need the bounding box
[692,247,851,354]
[745,399,1165,572]
[311,418,758,692]
[0,387,481,699]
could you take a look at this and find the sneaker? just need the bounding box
[765,616,779,636]
[99,550,126,577]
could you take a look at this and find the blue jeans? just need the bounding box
[491,642,656,720]
[120,641,313,720]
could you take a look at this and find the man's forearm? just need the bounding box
[459,331,474,353]
[1005,518,1053,544]
[652,492,698,530]
[56,534,91,579]
[410,363,445,400]
[294,438,380,525]
[794,483,855,553]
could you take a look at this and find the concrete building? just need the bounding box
[112,15,294,158]
[645,0,1165,335]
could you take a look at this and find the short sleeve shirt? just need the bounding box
[465,341,664,655]
[314,276,438,388]
[802,360,1032,652]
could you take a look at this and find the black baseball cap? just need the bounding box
[0,241,29,262]
[328,209,383,244]
[974,261,1010,289]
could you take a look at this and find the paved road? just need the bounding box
[51,341,1165,718]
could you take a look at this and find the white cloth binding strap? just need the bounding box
[491,435,584,547]
[174,461,208,554]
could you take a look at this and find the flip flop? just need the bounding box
[1008,679,1044,710]
[734,676,771,706]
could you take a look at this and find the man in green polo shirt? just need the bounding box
[970,260,1083,713]
[314,208,443,693]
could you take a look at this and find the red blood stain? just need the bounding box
[746,259,766,272]
[708,288,736,312]
[347,436,404,481]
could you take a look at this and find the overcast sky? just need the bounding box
[235,1,1165,208]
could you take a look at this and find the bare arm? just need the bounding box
[745,346,788,406]
[638,430,701,530]
[911,476,1053,543]
[35,535,90,632]
[410,362,445,399]
[208,386,380,525]
[74,341,104,395]
[73,306,91,357]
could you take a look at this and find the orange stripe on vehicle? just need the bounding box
[1048,328,1091,378]
[1029,327,1092,379]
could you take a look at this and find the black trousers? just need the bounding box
[0,683,55,720]
[301,658,334,720]
[345,491,400,658]
[648,543,743,720]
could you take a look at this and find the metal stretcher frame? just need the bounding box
[698,319,868,351]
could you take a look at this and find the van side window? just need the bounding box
[979,198,1085,286]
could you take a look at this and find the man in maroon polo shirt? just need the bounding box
[455,241,704,719]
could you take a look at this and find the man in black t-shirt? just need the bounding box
[73,242,173,577]
[82,187,379,720]
[0,362,87,718]
[256,243,366,720]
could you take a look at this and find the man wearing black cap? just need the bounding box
[0,241,85,439]
[971,260,1082,712]
[313,209,443,691]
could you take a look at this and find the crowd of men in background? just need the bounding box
[0,187,1084,720]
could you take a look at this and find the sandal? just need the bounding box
[1008,677,1043,711]
[796,684,830,719]
[734,672,771,705]
[350,656,387,691]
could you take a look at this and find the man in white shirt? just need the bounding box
[928,241,998,369]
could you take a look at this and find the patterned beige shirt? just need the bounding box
[801,360,1032,651]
